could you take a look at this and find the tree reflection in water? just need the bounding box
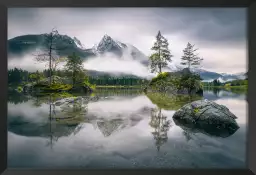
[46,95,88,148]
[149,108,172,152]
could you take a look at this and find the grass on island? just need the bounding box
[34,83,73,92]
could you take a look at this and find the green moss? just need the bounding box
[34,83,73,92]
[193,108,200,114]
[82,80,96,90]
[16,86,23,92]
[150,72,169,85]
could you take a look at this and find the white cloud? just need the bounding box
[84,53,155,78]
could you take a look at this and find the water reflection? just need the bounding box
[7,88,247,168]
[97,119,125,137]
[182,130,194,142]
[149,108,172,151]
[8,93,149,144]
[213,88,220,96]
[8,94,89,148]
[8,92,30,105]
[203,87,246,101]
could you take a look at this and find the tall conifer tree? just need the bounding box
[181,42,203,71]
[149,31,173,74]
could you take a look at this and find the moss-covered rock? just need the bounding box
[22,76,95,94]
[173,99,239,138]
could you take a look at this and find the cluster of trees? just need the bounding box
[202,79,248,87]
[149,31,203,74]
[32,29,87,87]
[8,68,30,84]
[227,79,248,86]
[148,31,204,92]
[88,76,147,86]
[8,68,45,85]
[8,67,149,87]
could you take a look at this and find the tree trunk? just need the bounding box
[49,34,53,86]
[158,48,162,73]
[188,61,191,72]
[72,74,75,87]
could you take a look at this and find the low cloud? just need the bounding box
[8,54,48,72]
[8,52,155,78]
[84,53,155,78]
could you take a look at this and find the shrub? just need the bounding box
[83,80,96,90]
[224,83,231,87]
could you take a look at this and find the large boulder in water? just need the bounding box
[172,99,239,137]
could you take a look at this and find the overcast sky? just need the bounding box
[8,8,247,74]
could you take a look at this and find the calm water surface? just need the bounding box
[7,89,247,168]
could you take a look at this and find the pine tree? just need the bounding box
[181,42,203,71]
[150,31,173,74]
[64,52,85,86]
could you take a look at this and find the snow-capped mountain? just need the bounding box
[92,34,149,65]
[92,34,126,56]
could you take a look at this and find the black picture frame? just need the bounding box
[1,0,255,175]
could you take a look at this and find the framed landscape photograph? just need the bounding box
[1,1,256,175]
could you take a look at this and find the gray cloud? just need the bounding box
[7,8,247,74]
[8,8,246,43]
[147,8,246,46]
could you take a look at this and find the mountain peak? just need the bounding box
[92,34,126,55]
[100,34,115,45]
[102,34,112,39]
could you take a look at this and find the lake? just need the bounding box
[7,88,247,169]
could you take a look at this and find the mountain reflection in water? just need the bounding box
[8,88,247,168]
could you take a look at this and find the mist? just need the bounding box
[84,53,155,78]
[8,52,155,79]
[8,54,48,72]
